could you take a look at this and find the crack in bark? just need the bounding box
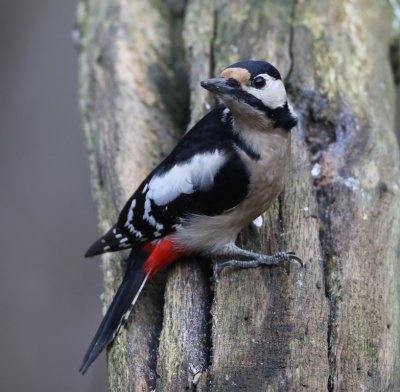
[209,4,218,77]
[321,233,336,392]
[299,102,358,392]
[299,103,337,392]
[278,192,285,237]
[158,0,190,134]
[285,0,297,84]
[204,7,219,391]
[153,2,216,390]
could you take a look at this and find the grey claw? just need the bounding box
[213,262,226,279]
[286,252,303,267]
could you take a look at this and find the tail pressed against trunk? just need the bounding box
[80,247,149,374]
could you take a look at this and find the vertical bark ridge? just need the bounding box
[77,0,189,390]
[289,1,400,390]
[208,1,329,390]
[155,2,215,391]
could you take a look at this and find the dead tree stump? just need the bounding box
[76,0,400,390]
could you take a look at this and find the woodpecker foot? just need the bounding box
[215,251,303,276]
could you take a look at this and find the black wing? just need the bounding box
[86,106,253,256]
[118,106,252,236]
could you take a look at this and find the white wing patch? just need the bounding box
[123,151,226,238]
[147,150,226,206]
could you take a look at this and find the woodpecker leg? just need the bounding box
[214,243,303,276]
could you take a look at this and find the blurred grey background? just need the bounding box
[0,1,107,391]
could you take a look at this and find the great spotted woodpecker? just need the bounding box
[80,60,302,374]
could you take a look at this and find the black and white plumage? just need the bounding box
[81,60,302,374]
[85,105,252,257]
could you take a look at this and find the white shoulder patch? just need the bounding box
[148,150,226,206]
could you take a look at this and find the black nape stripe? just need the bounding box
[265,102,297,132]
[235,90,297,132]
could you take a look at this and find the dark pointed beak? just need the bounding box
[200,77,240,95]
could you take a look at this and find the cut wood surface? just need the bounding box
[76,0,400,390]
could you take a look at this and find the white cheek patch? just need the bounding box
[147,151,226,206]
[243,74,287,109]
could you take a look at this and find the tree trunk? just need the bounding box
[76,0,400,391]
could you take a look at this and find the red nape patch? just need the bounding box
[144,238,184,277]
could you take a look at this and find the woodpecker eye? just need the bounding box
[253,76,266,89]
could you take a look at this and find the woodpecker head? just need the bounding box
[200,60,297,131]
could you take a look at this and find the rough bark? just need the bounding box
[76,0,400,391]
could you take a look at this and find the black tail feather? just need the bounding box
[85,225,131,257]
[79,248,148,374]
